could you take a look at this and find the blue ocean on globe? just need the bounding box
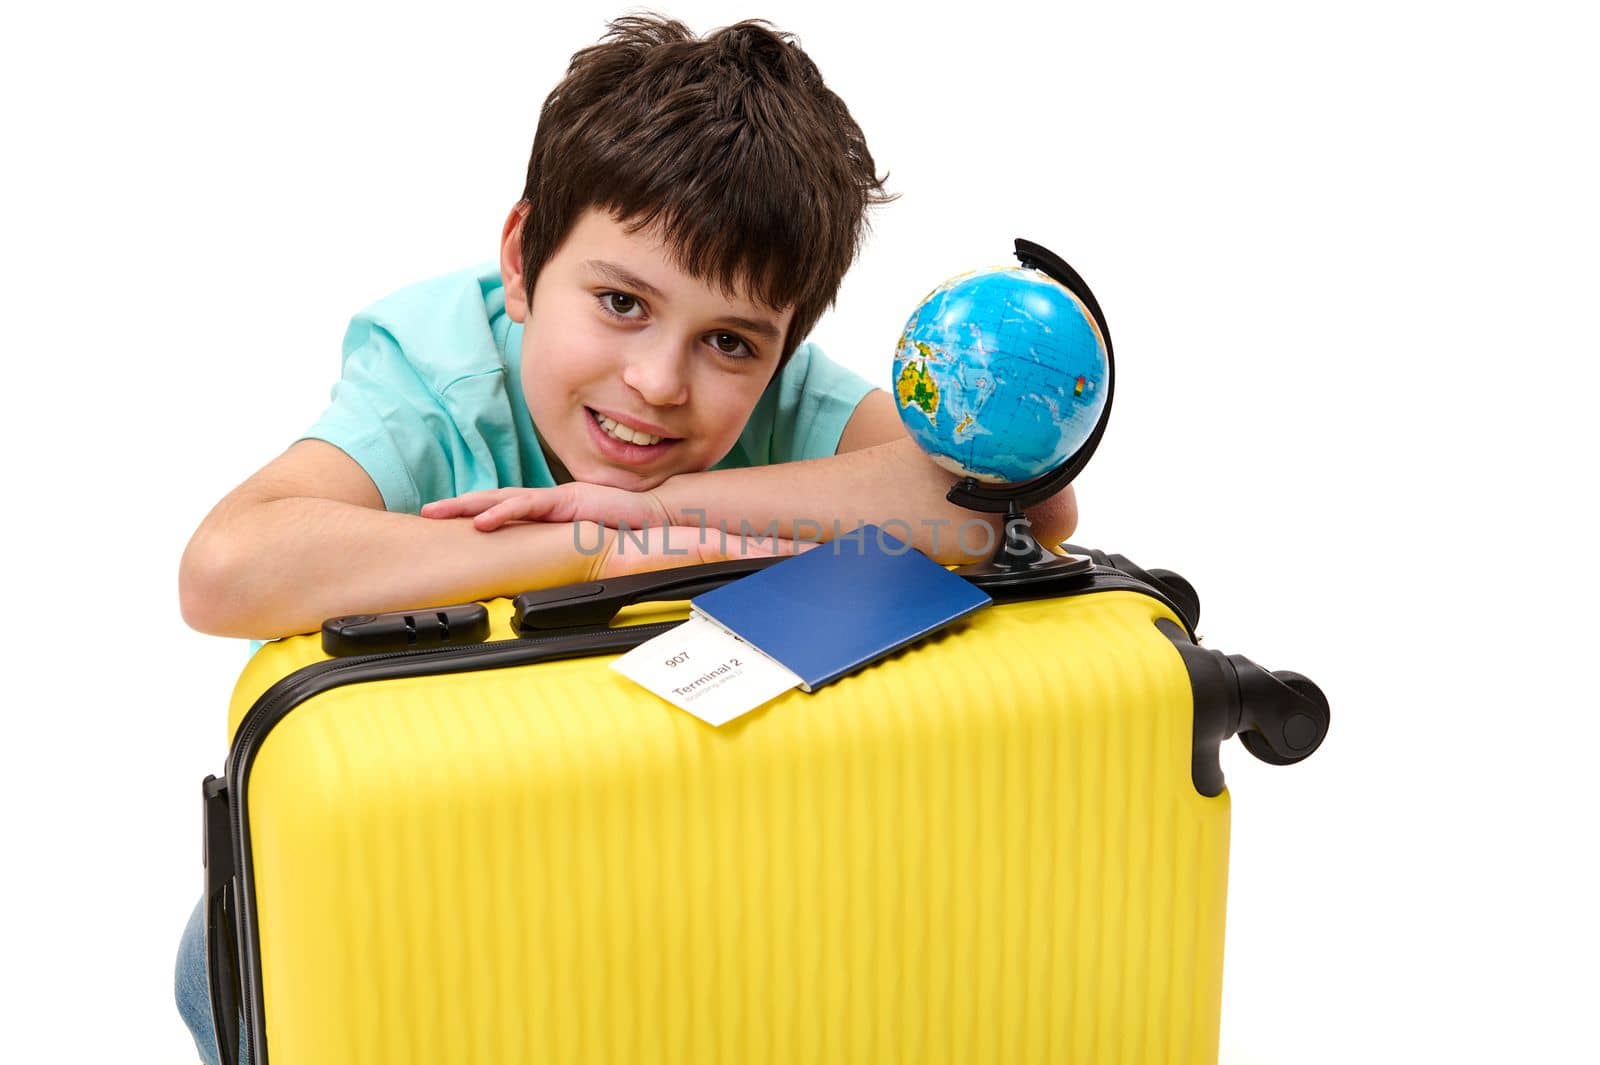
[893,266,1110,484]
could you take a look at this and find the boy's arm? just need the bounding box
[653,438,1077,565]
[654,389,1079,563]
[178,440,777,640]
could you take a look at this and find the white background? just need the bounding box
[3,1,1595,1061]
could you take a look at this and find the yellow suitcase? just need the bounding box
[201,548,1327,1065]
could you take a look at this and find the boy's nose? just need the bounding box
[621,345,690,408]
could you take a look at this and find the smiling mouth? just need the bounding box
[587,408,677,447]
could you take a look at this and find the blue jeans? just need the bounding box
[175,897,250,1065]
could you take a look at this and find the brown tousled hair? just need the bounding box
[517,13,896,367]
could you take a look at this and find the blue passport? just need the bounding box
[690,524,993,692]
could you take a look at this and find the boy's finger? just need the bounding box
[422,490,515,517]
[472,492,558,531]
[472,503,520,531]
[426,500,486,519]
[463,487,522,504]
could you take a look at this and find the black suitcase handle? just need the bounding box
[511,555,784,633]
[1060,542,1201,630]
[509,543,1199,634]
[202,775,244,1065]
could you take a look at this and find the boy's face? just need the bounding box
[500,205,795,493]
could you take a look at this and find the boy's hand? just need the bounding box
[421,482,673,532]
[422,482,817,580]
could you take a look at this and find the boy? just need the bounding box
[175,13,1077,1062]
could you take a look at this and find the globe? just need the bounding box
[893,264,1110,484]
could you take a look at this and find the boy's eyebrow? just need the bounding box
[584,258,782,342]
[585,259,667,300]
[716,312,782,343]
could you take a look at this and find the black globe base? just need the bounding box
[952,499,1093,589]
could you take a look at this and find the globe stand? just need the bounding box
[943,238,1116,591]
[947,477,1095,589]
[950,495,1093,586]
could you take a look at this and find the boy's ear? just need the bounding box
[500,202,532,322]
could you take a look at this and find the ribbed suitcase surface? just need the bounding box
[226,587,1229,1065]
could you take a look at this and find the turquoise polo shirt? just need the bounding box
[295,261,873,512]
[248,261,876,655]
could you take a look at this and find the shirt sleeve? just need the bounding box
[754,341,878,465]
[294,320,462,515]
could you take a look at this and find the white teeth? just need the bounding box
[593,411,663,446]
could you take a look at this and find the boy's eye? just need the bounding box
[603,292,640,317]
[598,291,754,359]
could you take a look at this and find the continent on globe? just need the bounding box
[894,356,940,421]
